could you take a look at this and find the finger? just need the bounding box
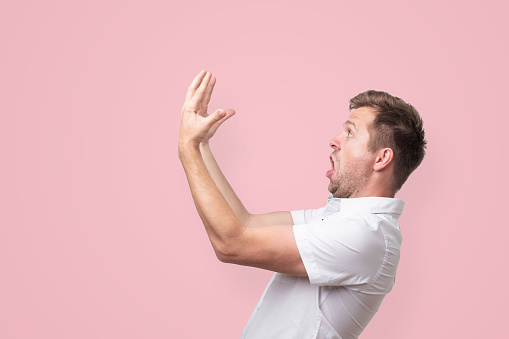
[209,109,236,131]
[223,109,236,119]
[190,71,212,108]
[203,77,216,108]
[185,70,207,103]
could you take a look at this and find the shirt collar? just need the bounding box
[326,196,405,217]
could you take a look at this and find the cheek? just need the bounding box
[342,147,372,170]
[350,143,370,159]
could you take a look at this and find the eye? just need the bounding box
[347,130,353,137]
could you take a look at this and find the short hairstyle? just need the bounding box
[349,90,427,192]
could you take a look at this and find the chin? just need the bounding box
[327,183,337,196]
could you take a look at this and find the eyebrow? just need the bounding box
[343,120,357,130]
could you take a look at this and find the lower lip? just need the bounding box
[326,169,334,177]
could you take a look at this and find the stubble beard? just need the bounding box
[328,161,370,198]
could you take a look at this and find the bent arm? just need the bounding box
[179,144,305,275]
[178,71,304,274]
[200,142,294,228]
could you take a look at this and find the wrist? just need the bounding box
[178,140,200,158]
[199,141,211,151]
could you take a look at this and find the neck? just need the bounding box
[349,188,395,199]
[349,178,396,198]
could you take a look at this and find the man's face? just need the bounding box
[326,107,377,198]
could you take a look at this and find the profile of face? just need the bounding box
[326,107,377,198]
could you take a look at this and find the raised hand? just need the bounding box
[179,70,235,149]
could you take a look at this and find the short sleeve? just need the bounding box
[293,216,386,287]
[291,206,327,225]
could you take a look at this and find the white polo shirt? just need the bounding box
[241,196,404,339]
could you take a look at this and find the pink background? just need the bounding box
[1,0,508,338]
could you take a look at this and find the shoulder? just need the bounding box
[296,213,387,264]
[326,213,386,246]
[293,213,390,286]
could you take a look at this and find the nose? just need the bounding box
[329,133,342,150]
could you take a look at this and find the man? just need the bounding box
[178,70,426,338]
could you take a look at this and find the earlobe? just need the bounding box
[374,148,393,171]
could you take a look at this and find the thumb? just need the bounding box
[210,109,227,123]
[222,109,236,121]
[207,109,236,134]
[209,108,235,125]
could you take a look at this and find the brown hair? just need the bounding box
[349,90,427,192]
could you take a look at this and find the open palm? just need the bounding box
[179,70,235,148]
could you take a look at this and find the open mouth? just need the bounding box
[326,155,335,177]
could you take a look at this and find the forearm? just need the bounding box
[179,144,246,256]
[199,142,253,226]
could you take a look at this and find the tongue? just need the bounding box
[326,157,334,177]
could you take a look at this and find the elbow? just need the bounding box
[216,252,233,264]
[214,241,241,264]
[214,246,237,264]
[212,222,248,264]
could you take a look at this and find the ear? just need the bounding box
[373,148,394,172]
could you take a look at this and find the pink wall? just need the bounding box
[1,0,508,338]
